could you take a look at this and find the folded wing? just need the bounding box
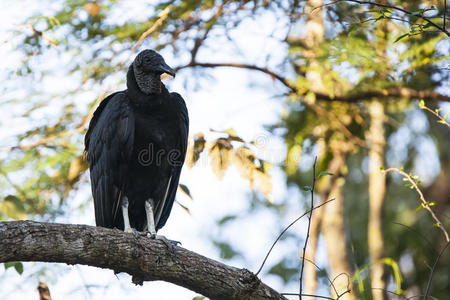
[85,92,135,228]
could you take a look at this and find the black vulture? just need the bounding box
[84,50,188,243]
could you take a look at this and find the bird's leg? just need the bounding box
[144,198,180,253]
[121,196,133,233]
[144,198,157,237]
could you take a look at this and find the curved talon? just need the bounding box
[155,235,180,253]
[131,230,180,253]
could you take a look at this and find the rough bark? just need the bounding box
[321,152,356,300]
[0,221,286,300]
[367,100,387,300]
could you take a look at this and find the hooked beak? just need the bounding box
[158,61,176,78]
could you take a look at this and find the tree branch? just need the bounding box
[177,62,450,103]
[332,0,450,36]
[382,168,449,243]
[0,221,286,300]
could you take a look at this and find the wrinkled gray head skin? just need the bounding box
[132,50,175,95]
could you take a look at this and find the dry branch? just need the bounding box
[0,221,286,300]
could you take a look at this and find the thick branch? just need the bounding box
[0,221,286,300]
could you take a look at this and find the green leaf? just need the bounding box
[302,185,312,191]
[4,262,24,275]
[442,113,448,121]
[176,201,190,215]
[380,258,404,295]
[192,297,206,300]
[213,241,241,260]
[415,204,424,212]
[379,166,385,170]
[267,259,298,283]
[178,184,193,200]
[428,201,436,206]
[217,215,237,225]
[318,171,334,177]
[394,33,409,43]
[419,99,425,108]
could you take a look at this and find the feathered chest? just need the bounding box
[132,104,180,151]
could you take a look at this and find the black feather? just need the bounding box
[85,51,188,232]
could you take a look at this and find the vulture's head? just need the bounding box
[132,50,175,94]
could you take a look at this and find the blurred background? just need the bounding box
[0,0,449,299]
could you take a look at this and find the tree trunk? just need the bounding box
[0,221,286,300]
[367,100,387,300]
[321,152,356,300]
[303,203,323,295]
[302,0,326,293]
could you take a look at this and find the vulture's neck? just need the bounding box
[126,65,166,107]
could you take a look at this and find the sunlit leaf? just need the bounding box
[209,140,232,179]
[178,184,193,200]
[176,200,190,215]
[419,100,425,108]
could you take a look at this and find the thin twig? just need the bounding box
[281,293,335,299]
[132,5,173,51]
[254,198,336,276]
[383,168,449,242]
[281,289,351,299]
[419,102,450,128]
[0,91,107,152]
[424,241,450,299]
[299,256,340,296]
[329,0,450,36]
[392,222,437,256]
[29,23,58,48]
[370,288,407,299]
[299,157,317,299]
